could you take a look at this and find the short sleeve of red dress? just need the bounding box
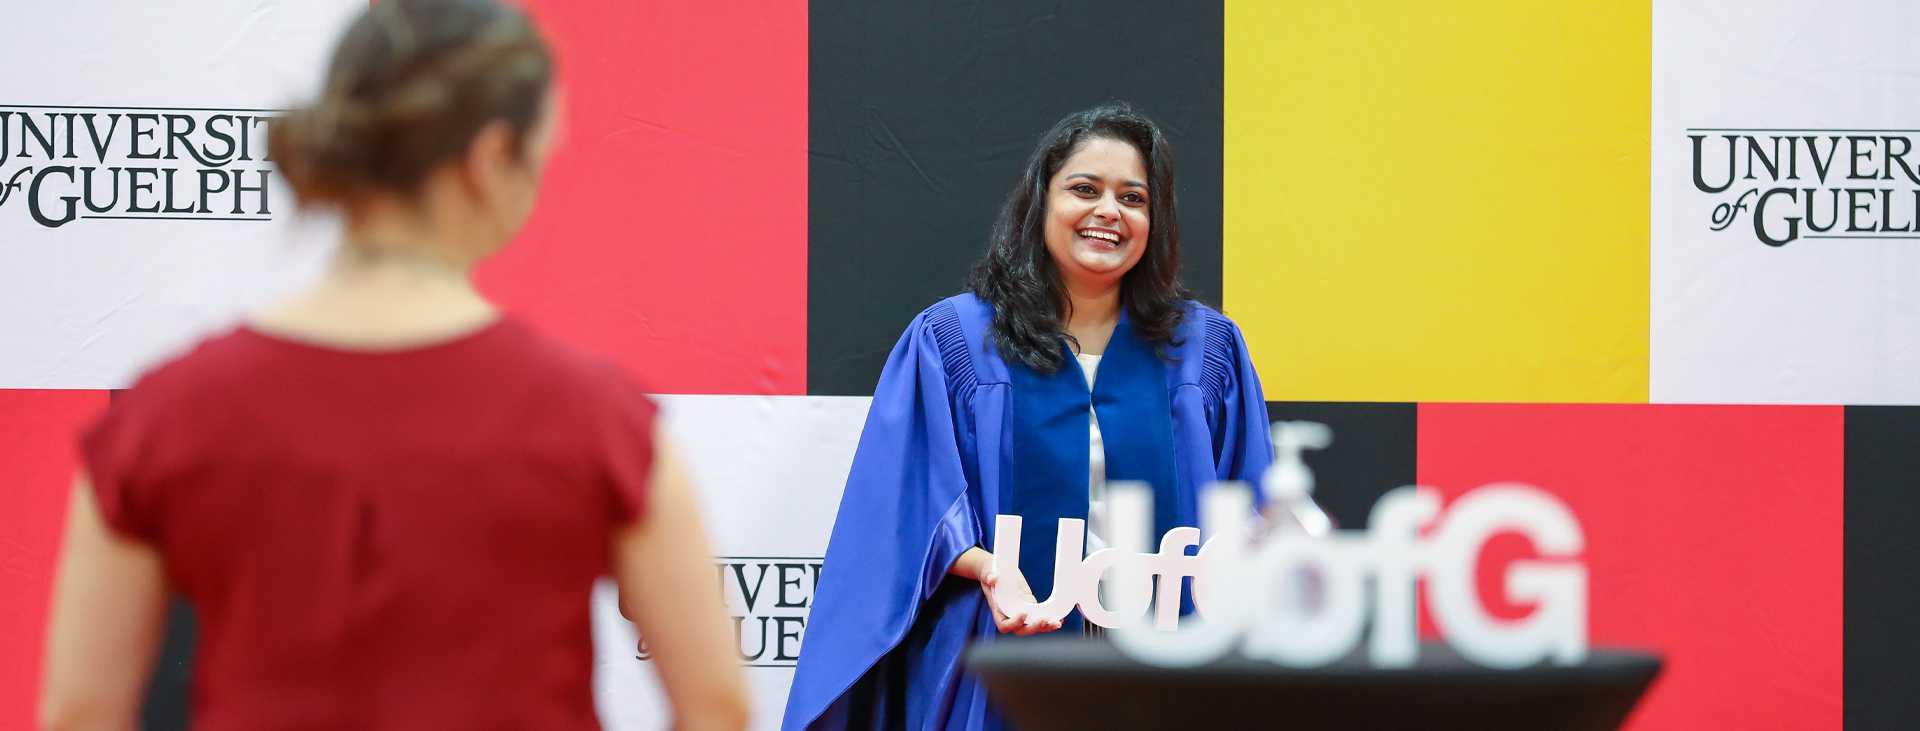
[592,367,659,526]
[77,389,165,542]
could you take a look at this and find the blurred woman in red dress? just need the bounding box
[37,2,746,729]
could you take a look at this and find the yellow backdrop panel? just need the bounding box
[1223,1,1649,403]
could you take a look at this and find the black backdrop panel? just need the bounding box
[808,0,1226,395]
[1843,406,1920,731]
[1266,402,1418,530]
[142,598,193,730]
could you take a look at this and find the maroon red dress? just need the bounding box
[82,317,654,730]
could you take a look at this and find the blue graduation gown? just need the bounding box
[783,293,1274,731]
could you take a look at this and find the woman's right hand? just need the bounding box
[980,565,1063,636]
[950,546,1063,636]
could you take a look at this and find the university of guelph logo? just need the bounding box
[0,104,277,228]
[636,556,823,668]
[1689,127,1920,247]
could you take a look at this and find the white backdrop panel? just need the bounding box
[0,1,359,388]
[1652,0,1920,404]
[593,394,868,731]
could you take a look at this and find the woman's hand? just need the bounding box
[979,567,1064,636]
[951,546,1063,635]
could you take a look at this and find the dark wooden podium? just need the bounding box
[967,637,1661,730]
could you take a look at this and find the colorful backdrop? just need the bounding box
[3,1,1916,729]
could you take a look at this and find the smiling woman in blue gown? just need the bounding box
[784,101,1276,731]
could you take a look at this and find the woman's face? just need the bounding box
[1042,135,1151,292]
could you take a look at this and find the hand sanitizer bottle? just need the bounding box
[1261,421,1337,616]
[1265,421,1336,537]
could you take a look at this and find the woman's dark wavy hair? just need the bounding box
[967,100,1191,373]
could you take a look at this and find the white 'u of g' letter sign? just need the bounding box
[990,481,1588,670]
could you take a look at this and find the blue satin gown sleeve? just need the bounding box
[782,308,987,731]
[1201,308,1276,501]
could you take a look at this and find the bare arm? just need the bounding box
[39,473,168,731]
[947,546,992,581]
[612,430,750,731]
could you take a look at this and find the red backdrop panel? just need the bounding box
[477,1,809,394]
[0,391,107,730]
[1416,404,1843,731]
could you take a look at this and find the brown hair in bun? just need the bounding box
[270,0,553,206]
